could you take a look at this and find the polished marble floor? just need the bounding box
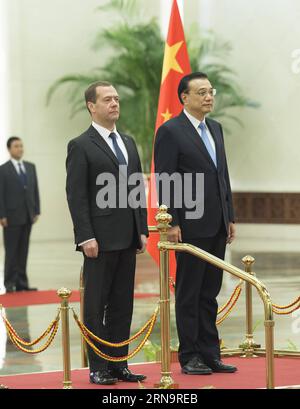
[0,240,299,376]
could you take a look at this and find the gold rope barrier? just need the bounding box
[216,285,243,325]
[272,297,300,314]
[72,306,158,348]
[0,306,60,354]
[72,306,159,362]
[5,321,59,354]
[218,281,243,314]
[170,269,244,323]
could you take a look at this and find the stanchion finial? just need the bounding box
[155,205,172,242]
[57,288,72,299]
[242,255,255,268]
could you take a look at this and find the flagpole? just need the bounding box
[160,0,184,39]
[150,0,192,389]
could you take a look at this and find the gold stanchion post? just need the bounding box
[154,205,178,389]
[79,269,88,368]
[239,256,261,356]
[57,288,72,389]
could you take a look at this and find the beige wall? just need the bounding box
[202,0,300,247]
[205,0,300,192]
[2,0,160,242]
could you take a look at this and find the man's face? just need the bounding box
[182,78,214,117]
[88,86,120,124]
[9,140,24,160]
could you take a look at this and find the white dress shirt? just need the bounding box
[183,109,216,154]
[78,122,129,247]
[92,121,128,164]
[11,158,26,174]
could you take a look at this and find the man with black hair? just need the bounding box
[155,72,237,375]
[0,137,40,293]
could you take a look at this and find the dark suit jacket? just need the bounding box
[154,111,234,239]
[0,160,40,225]
[66,125,148,251]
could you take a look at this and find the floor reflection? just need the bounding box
[0,307,43,374]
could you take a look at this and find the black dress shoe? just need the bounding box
[181,357,212,375]
[206,359,237,373]
[90,370,118,385]
[16,287,38,292]
[110,367,147,382]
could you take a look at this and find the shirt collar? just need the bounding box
[11,158,24,166]
[92,121,118,141]
[183,109,207,130]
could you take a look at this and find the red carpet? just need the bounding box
[0,290,159,308]
[0,358,299,389]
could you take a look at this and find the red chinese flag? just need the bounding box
[147,0,191,286]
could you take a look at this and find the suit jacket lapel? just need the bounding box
[88,125,120,169]
[119,131,135,173]
[88,125,135,175]
[205,118,222,169]
[8,160,23,185]
[179,112,217,169]
[23,162,33,186]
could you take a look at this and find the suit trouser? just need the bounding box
[83,247,136,372]
[175,223,227,367]
[3,222,32,290]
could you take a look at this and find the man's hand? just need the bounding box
[226,222,236,244]
[82,239,99,258]
[0,218,8,228]
[33,215,39,224]
[167,226,182,243]
[137,234,147,254]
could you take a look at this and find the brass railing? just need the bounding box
[79,269,88,368]
[78,205,299,389]
[150,205,275,389]
[57,288,72,389]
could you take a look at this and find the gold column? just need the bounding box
[154,205,178,388]
[57,288,72,389]
[239,256,261,356]
[79,268,88,368]
[265,319,275,389]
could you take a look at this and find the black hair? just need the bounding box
[7,136,21,149]
[177,72,208,104]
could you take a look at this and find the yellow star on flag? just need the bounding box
[161,41,184,84]
[161,108,173,122]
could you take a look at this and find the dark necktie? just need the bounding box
[18,162,27,188]
[109,132,127,165]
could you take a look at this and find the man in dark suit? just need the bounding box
[154,72,237,375]
[66,81,148,385]
[0,137,40,293]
